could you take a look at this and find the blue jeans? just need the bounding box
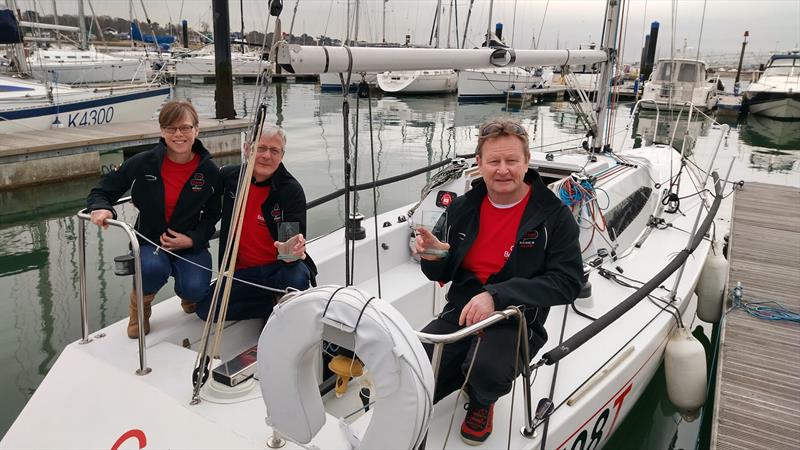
[138,244,212,303]
[196,261,311,321]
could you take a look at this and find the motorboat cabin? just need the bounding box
[641,58,721,111]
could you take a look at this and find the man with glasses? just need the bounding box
[196,123,316,322]
[415,118,583,445]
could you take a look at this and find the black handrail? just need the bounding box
[536,172,724,367]
[306,157,459,209]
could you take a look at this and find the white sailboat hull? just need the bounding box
[27,49,148,85]
[457,68,549,101]
[319,72,378,91]
[0,76,171,134]
[29,59,147,84]
[175,54,266,78]
[376,70,457,94]
[1,143,715,450]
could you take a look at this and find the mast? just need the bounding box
[446,0,453,49]
[382,0,387,43]
[592,0,622,152]
[129,0,134,50]
[354,0,359,46]
[434,0,442,48]
[50,0,60,47]
[345,0,350,44]
[288,0,299,38]
[734,31,749,94]
[485,0,493,47]
[239,0,245,52]
[77,0,87,49]
[453,0,459,49]
[462,0,474,49]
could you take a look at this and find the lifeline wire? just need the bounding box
[133,229,286,294]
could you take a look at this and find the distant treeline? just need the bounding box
[18,11,333,46]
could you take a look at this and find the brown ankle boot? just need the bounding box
[180,298,197,314]
[127,291,155,339]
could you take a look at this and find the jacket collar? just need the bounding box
[249,162,293,188]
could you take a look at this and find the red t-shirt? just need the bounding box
[462,187,531,284]
[235,184,278,269]
[161,154,199,223]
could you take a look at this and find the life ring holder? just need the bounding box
[258,285,435,449]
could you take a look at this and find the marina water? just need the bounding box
[1,82,798,446]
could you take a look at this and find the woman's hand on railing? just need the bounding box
[90,209,114,230]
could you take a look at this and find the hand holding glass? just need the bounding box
[276,222,304,262]
[414,210,449,259]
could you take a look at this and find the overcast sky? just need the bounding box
[18,0,800,64]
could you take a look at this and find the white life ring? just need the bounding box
[258,285,435,449]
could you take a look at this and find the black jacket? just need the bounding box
[86,139,222,253]
[421,169,583,349]
[220,163,317,283]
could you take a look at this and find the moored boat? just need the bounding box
[743,53,800,119]
[1,2,729,448]
[641,59,721,112]
[0,74,170,133]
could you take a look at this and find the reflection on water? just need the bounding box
[0,82,798,440]
[632,109,714,156]
[739,115,800,173]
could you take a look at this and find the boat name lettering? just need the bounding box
[68,106,115,127]
[557,382,633,450]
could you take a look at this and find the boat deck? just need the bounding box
[711,182,800,450]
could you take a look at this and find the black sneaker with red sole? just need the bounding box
[460,402,494,445]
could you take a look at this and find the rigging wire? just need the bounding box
[365,82,382,298]
[695,0,708,61]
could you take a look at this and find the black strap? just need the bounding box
[353,297,376,332]
[322,286,347,318]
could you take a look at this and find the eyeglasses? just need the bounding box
[255,146,284,156]
[162,125,195,134]
[479,121,528,138]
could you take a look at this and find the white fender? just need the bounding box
[696,245,728,323]
[258,285,435,449]
[664,326,707,421]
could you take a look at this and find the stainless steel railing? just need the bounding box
[416,307,536,438]
[77,197,151,376]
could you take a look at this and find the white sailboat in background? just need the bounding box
[0,6,170,134]
[457,16,552,101]
[27,47,148,84]
[376,0,458,95]
[2,2,731,449]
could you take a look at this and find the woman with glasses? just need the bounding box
[414,118,583,445]
[86,100,221,339]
